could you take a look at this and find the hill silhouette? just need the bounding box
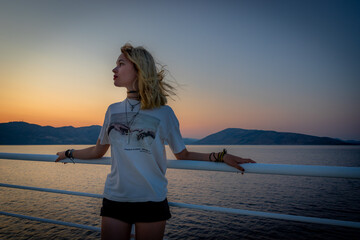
[0,122,355,145]
[0,122,100,145]
[194,128,352,145]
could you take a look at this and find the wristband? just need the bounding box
[65,149,75,164]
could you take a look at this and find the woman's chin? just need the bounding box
[113,81,122,87]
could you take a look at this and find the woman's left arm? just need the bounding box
[174,148,256,173]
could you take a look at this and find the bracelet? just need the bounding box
[209,149,227,162]
[217,149,227,162]
[65,149,75,164]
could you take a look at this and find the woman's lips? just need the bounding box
[113,75,118,80]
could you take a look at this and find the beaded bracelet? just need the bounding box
[217,149,227,162]
[209,149,227,162]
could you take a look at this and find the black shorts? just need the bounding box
[100,198,171,224]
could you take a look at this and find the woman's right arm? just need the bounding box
[55,139,110,162]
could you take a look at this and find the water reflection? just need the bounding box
[0,145,360,239]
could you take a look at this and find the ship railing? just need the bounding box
[1,152,360,235]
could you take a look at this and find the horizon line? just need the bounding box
[1,120,359,142]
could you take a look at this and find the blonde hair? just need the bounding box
[121,43,176,110]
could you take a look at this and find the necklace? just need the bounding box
[127,90,138,94]
[125,99,141,143]
[127,99,141,111]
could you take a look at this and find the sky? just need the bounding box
[0,0,359,140]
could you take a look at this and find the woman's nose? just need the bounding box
[112,67,117,73]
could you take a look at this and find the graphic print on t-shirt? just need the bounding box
[107,112,160,153]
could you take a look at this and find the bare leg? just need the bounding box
[135,221,166,240]
[101,216,132,240]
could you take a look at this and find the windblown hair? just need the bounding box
[121,43,176,110]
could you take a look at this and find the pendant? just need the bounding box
[127,131,131,144]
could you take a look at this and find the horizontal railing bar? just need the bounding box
[1,183,359,229]
[169,202,360,229]
[0,152,111,165]
[0,211,100,232]
[167,159,360,178]
[1,152,360,178]
[0,183,102,198]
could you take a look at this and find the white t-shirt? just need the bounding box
[98,99,186,202]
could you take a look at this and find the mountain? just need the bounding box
[182,138,199,145]
[0,122,356,145]
[0,122,201,145]
[0,122,101,145]
[344,140,360,145]
[193,128,354,145]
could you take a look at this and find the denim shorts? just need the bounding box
[100,198,171,224]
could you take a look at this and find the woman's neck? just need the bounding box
[127,90,140,100]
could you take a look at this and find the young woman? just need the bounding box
[55,44,256,240]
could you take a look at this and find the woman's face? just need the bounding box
[112,53,137,89]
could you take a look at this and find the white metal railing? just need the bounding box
[1,152,360,178]
[1,152,360,233]
[1,182,359,229]
[0,210,101,232]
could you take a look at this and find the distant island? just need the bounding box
[193,128,356,145]
[0,122,100,145]
[0,121,357,145]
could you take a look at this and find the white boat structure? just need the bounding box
[1,152,360,236]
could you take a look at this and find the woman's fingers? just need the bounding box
[241,158,256,163]
[232,158,256,173]
[55,151,66,163]
[223,155,256,174]
[55,156,60,162]
[235,164,245,173]
[55,152,60,162]
[225,159,245,172]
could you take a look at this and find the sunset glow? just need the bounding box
[0,0,359,140]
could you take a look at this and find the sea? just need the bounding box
[0,145,359,240]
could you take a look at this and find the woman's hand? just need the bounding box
[223,154,256,174]
[174,148,256,174]
[55,151,66,163]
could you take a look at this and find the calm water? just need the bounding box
[0,145,360,239]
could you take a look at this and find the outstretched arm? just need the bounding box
[174,148,256,173]
[55,139,110,162]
